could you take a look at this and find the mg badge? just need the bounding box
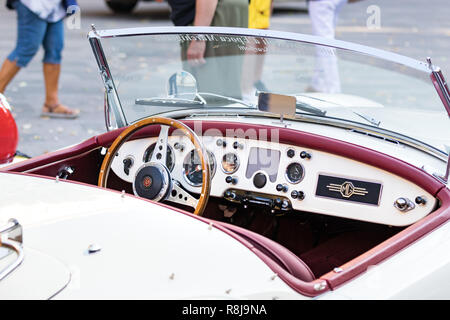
[326,181,368,198]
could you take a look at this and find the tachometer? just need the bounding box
[222,153,239,174]
[143,143,175,171]
[183,150,216,187]
[286,162,304,184]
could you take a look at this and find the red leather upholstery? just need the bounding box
[216,222,316,282]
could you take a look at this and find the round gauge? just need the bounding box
[285,162,304,184]
[183,150,216,187]
[222,153,239,174]
[143,143,175,171]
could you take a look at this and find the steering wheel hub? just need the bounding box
[133,162,171,202]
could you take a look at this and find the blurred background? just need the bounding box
[0,0,449,156]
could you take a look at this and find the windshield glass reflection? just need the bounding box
[100,33,449,152]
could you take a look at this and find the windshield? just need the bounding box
[96,29,450,153]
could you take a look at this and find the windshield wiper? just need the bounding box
[295,93,381,126]
[197,92,255,108]
[352,112,381,127]
[136,92,255,109]
[295,100,327,116]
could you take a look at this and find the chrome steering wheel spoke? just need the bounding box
[150,125,169,166]
[168,180,198,209]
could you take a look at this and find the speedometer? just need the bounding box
[183,150,216,187]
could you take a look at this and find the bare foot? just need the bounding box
[41,103,80,119]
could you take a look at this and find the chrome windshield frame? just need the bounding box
[87,26,449,174]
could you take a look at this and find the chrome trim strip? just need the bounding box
[0,219,24,281]
[89,36,127,128]
[0,240,24,281]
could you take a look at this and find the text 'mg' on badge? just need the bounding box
[315,174,382,205]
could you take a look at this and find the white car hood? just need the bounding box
[0,173,298,299]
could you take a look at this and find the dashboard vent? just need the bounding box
[350,129,400,145]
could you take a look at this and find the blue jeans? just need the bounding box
[7,1,64,67]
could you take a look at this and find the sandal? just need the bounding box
[41,103,80,119]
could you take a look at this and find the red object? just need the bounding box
[0,95,18,164]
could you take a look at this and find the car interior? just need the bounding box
[4,117,445,289]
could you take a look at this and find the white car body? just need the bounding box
[1,27,449,300]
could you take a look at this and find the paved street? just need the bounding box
[0,0,449,157]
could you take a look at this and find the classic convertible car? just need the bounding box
[0,26,449,299]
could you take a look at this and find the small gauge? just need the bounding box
[285,162,304,184]
[183,150,216,187]
[222,153,239,174]
[143,143,175,171]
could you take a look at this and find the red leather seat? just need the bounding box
[216,222,316,282]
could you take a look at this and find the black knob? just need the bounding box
[395,198,408,210]
[300,151,311,159]
[225,176,238,185]
[224,190,236,200]
[253,172,267,189]
[276,184,288,192]
[233,141,243,150]
[415,196,427,205]
[287,149,295,158]
[297,191,305,200]
[291,190,298,199]
[274,198,283,208]
[123,158,133,175]
[216,139,227,147]
[174,142,184,151]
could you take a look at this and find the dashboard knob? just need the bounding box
[274,198,282,207]
[123,158,133,175]
[300,151,311,159]
[297,191,305,200]
[291,190,305,200]
[415,196,427,205]
[253,172,267,189]
[287,149,295,158]
[225,176,238,185]
[276,184,288,192]
[216,139,227,147]
[282,200,290,209]
[224,190,236,200]
[233,141,243,150]
[173,142,184,151]
[394,197,415,212]
[395,198,407,210]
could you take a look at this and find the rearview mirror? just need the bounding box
[257,92,296,118]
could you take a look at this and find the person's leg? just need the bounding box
[0,60,20,93]
[41,19,78,117]
[0,1,47,93]
[308,0,342,93]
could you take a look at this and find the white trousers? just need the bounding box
[309,0,347,93]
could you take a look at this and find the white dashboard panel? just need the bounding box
[111,135,437,226]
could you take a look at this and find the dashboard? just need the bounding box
[111,135,436,226]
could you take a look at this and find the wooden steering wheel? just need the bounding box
[98,117,211,216]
